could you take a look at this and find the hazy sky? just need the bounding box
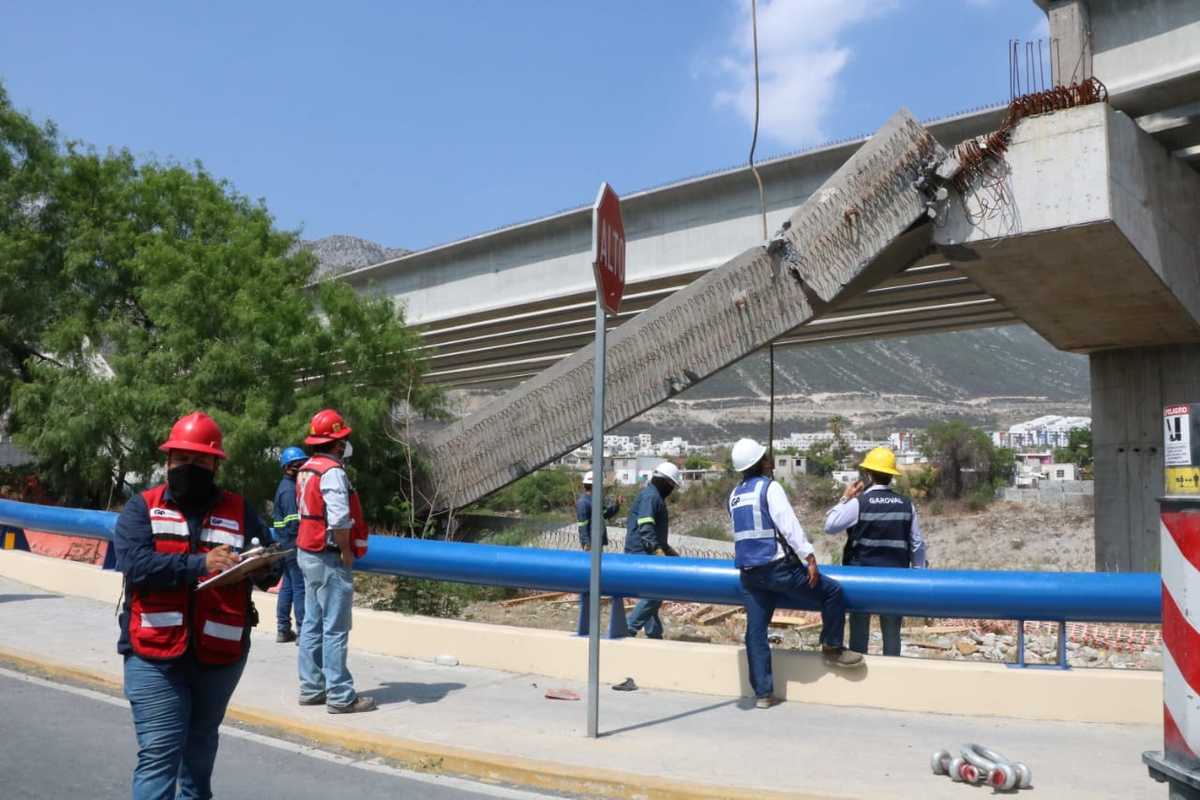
[3,1,1046,252]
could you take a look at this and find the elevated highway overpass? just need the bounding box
[335,1,1200,571]
[339,0,1200,390]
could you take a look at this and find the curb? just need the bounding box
[0,646,837,800]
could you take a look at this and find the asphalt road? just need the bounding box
[0,668,557,800]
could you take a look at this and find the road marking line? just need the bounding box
[0,666,557,800]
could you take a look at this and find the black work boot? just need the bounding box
[328,695,377,714]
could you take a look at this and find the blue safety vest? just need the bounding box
[846,488,913,568]
[729,476,780,569]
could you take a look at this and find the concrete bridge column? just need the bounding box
[1091,345,1200,571]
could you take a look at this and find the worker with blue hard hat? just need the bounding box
[728,438,863,709]
[273,445,308,643]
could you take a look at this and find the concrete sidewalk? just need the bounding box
[0,576,1160,799]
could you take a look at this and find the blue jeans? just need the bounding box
[849,612,903,656]
[739,560,847,698]
[627,598,664,639]
[297,549,356,707]
[276,551,305,633]
[123,653,246,800]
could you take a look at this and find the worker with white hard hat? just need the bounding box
[728,437,864,709]
[623,462,682,638]
[575,471,625,637]
[577,471,620,550]
[824,446,926,657]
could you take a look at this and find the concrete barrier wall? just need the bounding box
[1003,483,1095,507]
[0,550,1159,725]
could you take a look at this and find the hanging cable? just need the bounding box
[749,0,768,243]
[748,0,774,452]
[768,343,775,455]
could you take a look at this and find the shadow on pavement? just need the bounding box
[0,593,61,604]
[364,681,466,706]
[601,698,738,737]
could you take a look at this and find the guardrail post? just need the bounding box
[1,525,29,553]
[1015,619,1026,668]
[101,542,117,570]
[1056,621,1069,670]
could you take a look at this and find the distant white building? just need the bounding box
[657,436,690,456]
[772,454,807,480]
[994,416,1091,449]
[612,455,663,486]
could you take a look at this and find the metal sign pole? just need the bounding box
[586,293,606,739]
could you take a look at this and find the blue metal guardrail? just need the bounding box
[0,498,1160,667]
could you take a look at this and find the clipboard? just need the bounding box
[196,546,290,591]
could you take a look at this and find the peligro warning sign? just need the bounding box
[1165,405,1193,467]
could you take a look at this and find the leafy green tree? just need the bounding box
[684,454,712,470]
[1052,427,1093,475]
[0,82,64,413]
[0,85,442,522]
[474,469,577,515]
[918,421,997,500]
[805,439,837,477]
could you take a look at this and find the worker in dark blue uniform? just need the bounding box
[575,470,625,637]
[623,462,682,639]
[273,446,307,643]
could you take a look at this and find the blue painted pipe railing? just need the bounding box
[0,498,1161,623]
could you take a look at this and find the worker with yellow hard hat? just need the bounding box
[824,446,926,657]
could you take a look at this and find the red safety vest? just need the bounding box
[296,455,369,558]
[125,485,252,665]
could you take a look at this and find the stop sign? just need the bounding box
[592,182,625,315]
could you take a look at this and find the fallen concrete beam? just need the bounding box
[423,109,942,509]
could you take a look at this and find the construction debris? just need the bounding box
[501,591,570,607]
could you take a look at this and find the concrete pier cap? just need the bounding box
[937,102,1200,571]
[935,102,1200,353]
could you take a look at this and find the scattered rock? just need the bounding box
[956,640,979,656]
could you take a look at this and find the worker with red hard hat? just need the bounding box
[294,408,376,713]
[113,411,280,800]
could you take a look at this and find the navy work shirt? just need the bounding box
[272,475,300,548]
[576,492,619,550]
[624,483,669,555]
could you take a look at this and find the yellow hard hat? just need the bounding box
[859,447,902,476]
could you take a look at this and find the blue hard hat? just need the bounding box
[279,446,307,469]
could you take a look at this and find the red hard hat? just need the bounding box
[159,411,226,459]
[305,408,352,445]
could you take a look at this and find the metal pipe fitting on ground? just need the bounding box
[933,743,1032,792]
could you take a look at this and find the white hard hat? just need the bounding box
[652,461,682,487]
[731,438,768,472]
[582,471,594,486]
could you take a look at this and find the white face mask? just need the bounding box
[341,440,353,460]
